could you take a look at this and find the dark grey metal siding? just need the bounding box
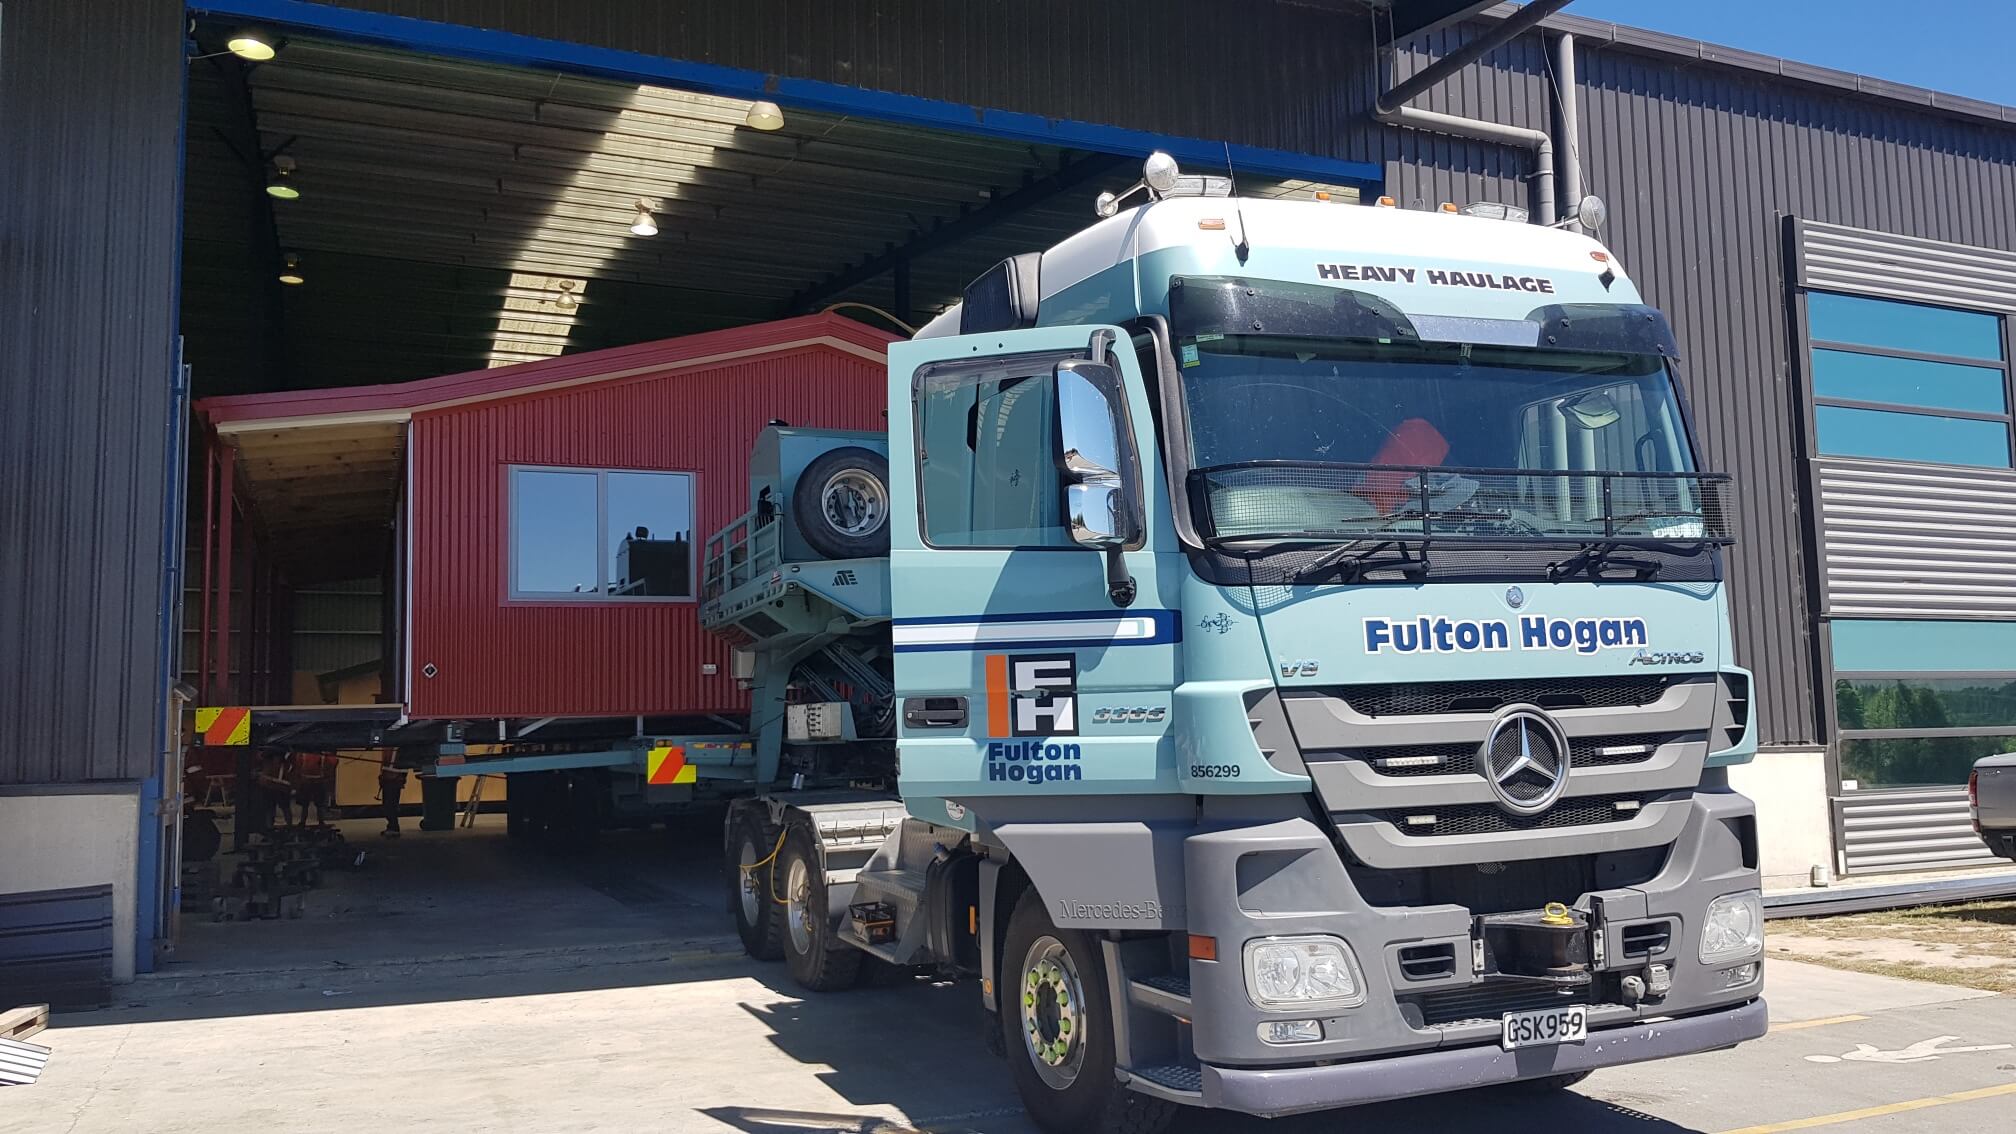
[0,0,185,784]
[312,0,1382,159]
[1376,26,2016,746]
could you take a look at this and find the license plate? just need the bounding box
[1501,1004,1588,1051]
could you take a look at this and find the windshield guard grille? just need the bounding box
[1189,463,1734,546]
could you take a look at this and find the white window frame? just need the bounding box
[506,464,698,603]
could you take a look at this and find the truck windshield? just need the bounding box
[1179,334,1727,545]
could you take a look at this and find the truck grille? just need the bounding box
[1351,733,1677,778]
[1380,794,1647,837]
[1407,982,1596,1027]
[1336,675,1683,718]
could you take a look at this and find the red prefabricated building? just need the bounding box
[197,313,896,721]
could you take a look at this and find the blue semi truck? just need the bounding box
[695,153,1768,1132]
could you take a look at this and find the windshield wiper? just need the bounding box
[1547,544,1662,581]
[1293,537,1431,584]
[1546,509,1715,581]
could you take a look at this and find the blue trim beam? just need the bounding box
[188,0,1381,186]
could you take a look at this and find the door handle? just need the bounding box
[903,697,969,729]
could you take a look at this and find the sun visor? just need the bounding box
[1523,302,1681,358]
[961,253,1043,334]
[1169,275,1418,342]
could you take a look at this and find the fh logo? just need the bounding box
[985,653,1078,737]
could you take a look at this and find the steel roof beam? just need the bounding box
[783,152,1127,316]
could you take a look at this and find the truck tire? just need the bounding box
[793,447,890,560]
[1000,890,1177,1134]
[730,811,784,961]
[778,822,863,991]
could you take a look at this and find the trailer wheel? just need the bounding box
[778,823,863,991]
[793,447,890,559]
[1000,890,1175,1134]
[729,812,783,961]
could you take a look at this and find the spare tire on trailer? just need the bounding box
[794,447,890,560]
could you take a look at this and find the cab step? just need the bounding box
[1125,1063,1203,1099]
[1128,973,1192,1017]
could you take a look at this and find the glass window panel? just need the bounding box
[511,470,599,594]
[606,471,694,597]
[917,362,1074,548]
[1808,291,2003,361]
[1836,677,2016,730]
[1839,736,2009,789]
[1833,619,2016,672]
[1811,349,2007,414]
[1814,405,2010,467]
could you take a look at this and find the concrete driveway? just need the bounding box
[6,951,2012,1134]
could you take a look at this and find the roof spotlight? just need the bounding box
[744,101,785,131]
[1095,191,1120,219]
[1142,151,1181,194]
[277,253,305,286]
[629,200,659,237]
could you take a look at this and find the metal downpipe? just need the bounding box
[1372,104,1556,225]
[1556,32,1584,230]
[1372,0,1571,225]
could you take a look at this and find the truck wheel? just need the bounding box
[778,822,863,991]
[1000,890,1176,1134]
[793,447,890,559]
[730,812,783,961]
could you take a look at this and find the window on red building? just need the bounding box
[508,466,695,600]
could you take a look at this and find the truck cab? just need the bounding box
[718,154,1767,1133]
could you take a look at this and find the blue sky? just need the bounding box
[1564,1,2016,106]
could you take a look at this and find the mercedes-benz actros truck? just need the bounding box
[699,152,1767,1133]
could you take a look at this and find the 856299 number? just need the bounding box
[1188,764,1242,778]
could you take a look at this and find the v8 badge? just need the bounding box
[1278,658,1320,678]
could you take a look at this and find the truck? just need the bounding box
[696,152,1769,1132]
[1970,753,2016,860]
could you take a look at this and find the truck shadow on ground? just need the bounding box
[728,965,1709,1134]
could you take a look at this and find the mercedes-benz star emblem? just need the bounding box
[1479,704,1571,816]
[1505,586,1526,609]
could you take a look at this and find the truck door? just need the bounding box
[886,326,1178,806]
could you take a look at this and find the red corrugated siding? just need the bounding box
[409,341,886,719]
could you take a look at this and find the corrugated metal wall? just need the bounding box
[409,343,886,719]
[1375,25,2016,746]
[314,0,1381,159]
[0,0,184,785]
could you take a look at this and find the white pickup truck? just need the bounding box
[1970,753,2016,860]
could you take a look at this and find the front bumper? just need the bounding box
[1199,998,1766,1117]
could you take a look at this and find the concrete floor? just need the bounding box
[148,813,740,1000]
[8,958,2014,1133]
[10,815,2013,1133]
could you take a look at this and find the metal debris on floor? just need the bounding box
[0,1035,51,1087]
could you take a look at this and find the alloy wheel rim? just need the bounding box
[1020,935,1088,1090]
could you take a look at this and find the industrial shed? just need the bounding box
[10,0,2016,984]
[196,314,894,722]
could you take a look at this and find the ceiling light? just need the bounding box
[278,253,305,286]
[265,156,300,200]
[744,101,785,131]
[629,200,658,237]
[226,33,277,62]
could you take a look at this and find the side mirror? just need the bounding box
[1053,358,1140,607]
[1054,359,1135,547]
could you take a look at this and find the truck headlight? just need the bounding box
[1699,890,1764,965]
[1243,936,1365,1011]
